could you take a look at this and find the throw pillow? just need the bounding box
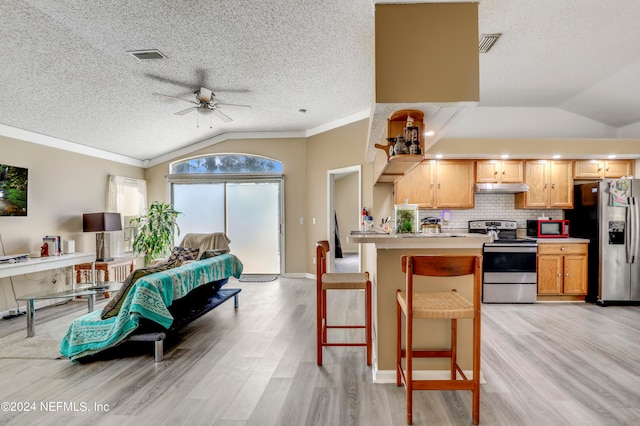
[168,246,200,265]
[200,249,228,259]
[101,263,171,319]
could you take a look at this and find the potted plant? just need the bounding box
[130,201,182,265]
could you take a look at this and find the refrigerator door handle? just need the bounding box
[631,197,640,263]
[626,197,634,263]
[628,197,639,264]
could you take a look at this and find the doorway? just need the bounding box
[327,166,361,273]
[172,179,283,274]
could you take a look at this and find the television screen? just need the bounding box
[0,164,28,216]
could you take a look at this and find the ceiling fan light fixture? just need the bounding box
[128,49,167,60]
[479,34,501,53]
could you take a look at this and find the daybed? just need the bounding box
[60,233,243,361]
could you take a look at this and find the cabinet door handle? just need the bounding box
[557,273,562,277]
[502,170,506,174]
[561,247,565,251]
[545,183,548,188]
[494,171,498,175]
[552,182,556,189]
[565,273,569,277]
[438,183,441,189]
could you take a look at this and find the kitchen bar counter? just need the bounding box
[349,231,491,248]
[348,231,489,382]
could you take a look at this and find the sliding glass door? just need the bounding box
[172,179,282,274]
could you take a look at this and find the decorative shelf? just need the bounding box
[375,154,423,184]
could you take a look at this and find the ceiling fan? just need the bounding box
[153,87,251,122]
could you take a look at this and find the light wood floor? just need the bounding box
[0,276,639,425]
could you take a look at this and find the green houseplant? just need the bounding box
[130,201,182,265]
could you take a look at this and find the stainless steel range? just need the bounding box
[468,220,538,303]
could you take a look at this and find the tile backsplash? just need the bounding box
[417,193,563,231]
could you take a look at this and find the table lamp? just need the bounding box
[83,212,122,261]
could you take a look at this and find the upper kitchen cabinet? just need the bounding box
[515,160,573,209]
[435,160,475,208]
[573,160,632,179]
[476,160,524,183]
[394,160,435,208]
[394,160,474,209]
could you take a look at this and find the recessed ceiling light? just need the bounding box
[425,130,435,137]
[127,49,167,60]
[608,154,617,159]
[552,154,561,159]
[501,154,509,159]
[435,154,443,159]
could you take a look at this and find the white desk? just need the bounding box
[0,252,96,337]
[0,252,96,279]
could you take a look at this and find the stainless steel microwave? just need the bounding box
[526,220,570,238]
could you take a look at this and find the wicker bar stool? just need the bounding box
[396,255,482,425]
[316,240,372,366]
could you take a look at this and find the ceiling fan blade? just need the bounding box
[153,93,198,104]
[145,73,194,90]
[175,107,198,115]
[212,108,233,122]
[216,102,252,110]
[199,87,213,103]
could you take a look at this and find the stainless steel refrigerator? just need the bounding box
[566,180,640,305]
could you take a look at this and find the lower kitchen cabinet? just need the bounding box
[537,243,588,298]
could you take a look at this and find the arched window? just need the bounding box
[170,154,282,174]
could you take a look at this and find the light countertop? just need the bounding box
[348,231,491,249]
[529,237,590,243]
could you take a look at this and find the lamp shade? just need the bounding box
[83,212,122,232]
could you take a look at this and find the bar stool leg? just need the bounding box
[316,278,323,366]
[406,302,413,425]
[366,280,372,366]
[451,318,457,380]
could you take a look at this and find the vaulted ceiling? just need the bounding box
[1,1,639,166]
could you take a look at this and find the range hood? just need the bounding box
[475,183,530,193]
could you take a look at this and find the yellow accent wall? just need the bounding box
[375,3,479,103]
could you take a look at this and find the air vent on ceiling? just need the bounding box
[127,49,167,60]
[479,34,501,53]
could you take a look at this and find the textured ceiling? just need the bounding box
[1,1,640,165]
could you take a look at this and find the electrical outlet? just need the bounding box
[312,256,316,265]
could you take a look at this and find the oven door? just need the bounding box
[483,245,537,273]
[483,244,538,303]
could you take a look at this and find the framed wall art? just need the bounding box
[0,163,28,216]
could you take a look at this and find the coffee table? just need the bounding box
[16,282,120,337]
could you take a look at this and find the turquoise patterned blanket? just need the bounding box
[60,254,243,360]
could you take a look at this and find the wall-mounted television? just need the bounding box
[0,164,28,216]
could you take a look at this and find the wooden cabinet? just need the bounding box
[515,160,573,209]
[394,160,434,208]
[435,160,475,208]
[394,160,474,209]
[574,160,632,179]
[537,243,588,296]
[476,160,523,183]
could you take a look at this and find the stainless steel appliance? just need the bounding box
[469,220,538,303]
[565,180,640,305]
